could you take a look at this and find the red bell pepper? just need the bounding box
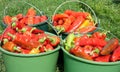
[111,46,120,62]
[101,38,119,55]
[95,55,111,62]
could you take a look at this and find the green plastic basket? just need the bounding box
[2,0,49,32]
[52,0,99,39]
[61,28,120,72]
[0,32,60,72]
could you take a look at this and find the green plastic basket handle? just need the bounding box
[52,0,98,24]
[3,0,43,17]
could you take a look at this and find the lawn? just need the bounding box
[0,0,120,72]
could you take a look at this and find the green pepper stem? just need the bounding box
[7,33,15,39]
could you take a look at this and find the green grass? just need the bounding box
[0,0,120,72]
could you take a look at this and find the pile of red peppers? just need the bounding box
[64,32,120,62]
[52,10,96,34]
[0,22,60,54]
[3,7,47,26]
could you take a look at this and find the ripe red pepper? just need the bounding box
[64,10,75,16]
[66,16,85,33]
[79,38,107,47]
[8,33,41,50]
[74,34,89,46]
[92,31,106,40]
[58,19,64,25]
[19,26,44,34]
[16,13,23,20]
[33,16,41,24]
[40,15,47,22]
[74,12,89,19]
[101,38,119,55]
[19,17,26,24]
[2,26,16,40]
[90,48,100,58]
[55,15,75,33]
[3,15,12,25]
[48,36,60,47]
[70,46,93,60]
[111,46,120,62]
[19,47,30,54]
[53,21,58,26]
[25,17,34,25]
[79,26,96,33]
[26,7,36,17]
[52,13,69,21]
[95,55,111,62]
[12,21,25,30]
[45,44,54,52]
[2,41,20,52]
[64,10,89,18]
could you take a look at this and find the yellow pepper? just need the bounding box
[29,48,40,54]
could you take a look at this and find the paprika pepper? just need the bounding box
[8,33,41,50]
[2,41,20,52]
[3,15,12,25]
[52,13,69,21]
[101,38,119,55]
[95,55,111,62]
[47,36,60,47]
[66,16,85,33]
[70,45,93,60]
[111,46,120,62]
[26,7,36,17]
[45,44,54,52]
[55,15,75,33]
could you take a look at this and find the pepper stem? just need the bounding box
[30,27,36,33]
[7,33,15,39]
